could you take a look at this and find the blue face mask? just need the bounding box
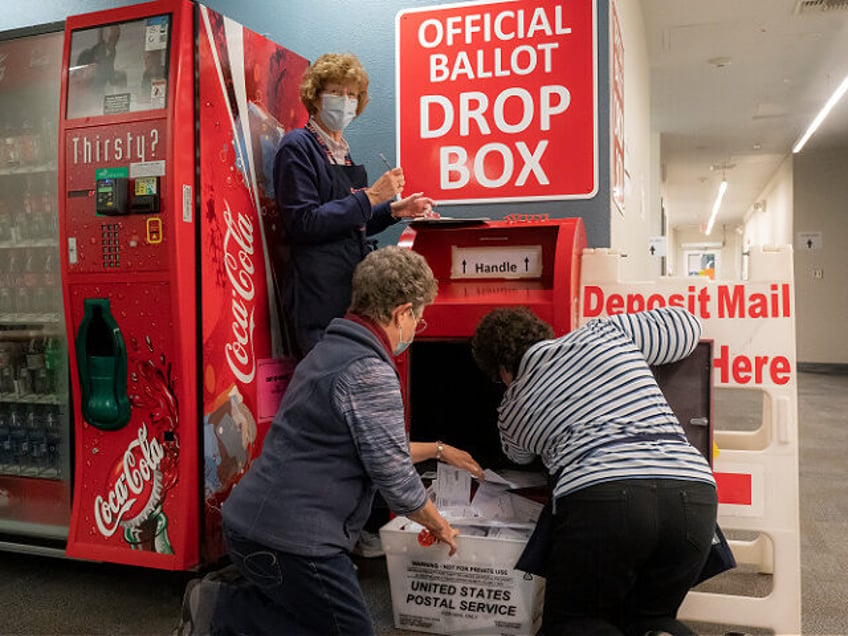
[320,93,358,132]
[394,323,414,356]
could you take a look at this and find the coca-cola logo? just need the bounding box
[94,424,165,538]
[223,202,257,384]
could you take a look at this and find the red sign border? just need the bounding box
[394,0,599,205]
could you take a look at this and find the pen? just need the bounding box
[380,153,401,202]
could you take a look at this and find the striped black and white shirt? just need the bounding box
[498,306,716,500]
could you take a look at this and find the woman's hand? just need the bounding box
[441,444,484,481]
[429,517,460,556]
[366,167,405,205]
[390,192,437,219]
[409,441,483,480]
[408,499,460,556]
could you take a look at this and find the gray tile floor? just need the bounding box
[0,370,844,635]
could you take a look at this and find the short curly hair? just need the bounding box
[471,307,554,382]
[299,52,370,117]
[349,247,438,324]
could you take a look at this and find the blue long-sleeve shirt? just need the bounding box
[273,127,398,353]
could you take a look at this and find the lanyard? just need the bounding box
[306,120,352,166]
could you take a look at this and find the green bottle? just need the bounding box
[75,298,130,431]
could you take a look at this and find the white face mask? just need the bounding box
[320,93,358,132]
[393,322,414,356]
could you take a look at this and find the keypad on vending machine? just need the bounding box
[101,223,120,269]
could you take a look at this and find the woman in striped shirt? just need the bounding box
[471,306,717,636]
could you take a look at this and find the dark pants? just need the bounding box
[542,478,717,636]
[211,529,374,636]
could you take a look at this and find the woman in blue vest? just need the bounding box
[179,247,459,636]
[273,52,435,357]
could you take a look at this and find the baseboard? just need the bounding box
[797,362,848,375]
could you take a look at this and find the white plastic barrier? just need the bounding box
[579,246,801,635]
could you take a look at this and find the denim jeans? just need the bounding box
[211,528,374,635]
[542,478,717,636]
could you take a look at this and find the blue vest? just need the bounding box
[222,318,396,556]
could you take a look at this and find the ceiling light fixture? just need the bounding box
[793,73,848,153]
[705,179,727,236]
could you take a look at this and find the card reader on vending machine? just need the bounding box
[95,175,129,215]
[94,170,161,215]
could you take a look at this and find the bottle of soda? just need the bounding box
[45,405,61,477]
[14,250,31,315]
[40,115,58,162]
[41,252,58,315]
[33,367,50,395]
[14,286,30,316]
[24,175,43,240]
[0,405,11,469]
[22,405,35,475]
[9,406,26,474]
[26,404,47,475]
[20,179,34,241]
[19,117,41,166]
[0,356,15,393]
[2,114,21,168]
[17,366,32,395]
[42,172,58,237]
[0,252,9,314]
[0,287,11,317]
[0,194,10,243]
[43,336,61,396]
[26,337,46,372]
[6,250,18,313]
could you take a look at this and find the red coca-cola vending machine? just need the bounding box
[58,0,308,570]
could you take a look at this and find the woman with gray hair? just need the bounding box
[178,247,459,636]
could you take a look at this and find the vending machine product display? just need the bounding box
[0,26,70,549]
[58,0,308,570]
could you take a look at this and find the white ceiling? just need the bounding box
[641,0,848,233]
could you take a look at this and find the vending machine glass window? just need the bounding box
[0,26,70,547]
[66,16,171,120]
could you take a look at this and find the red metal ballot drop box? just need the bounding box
[397,217,712,470]
[387,218,712,636]
[397,217,586,467]
[58,0,308,570]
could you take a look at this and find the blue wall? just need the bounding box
[2,0,611,247]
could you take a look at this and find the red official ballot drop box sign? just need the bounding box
[396,1,598,204]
